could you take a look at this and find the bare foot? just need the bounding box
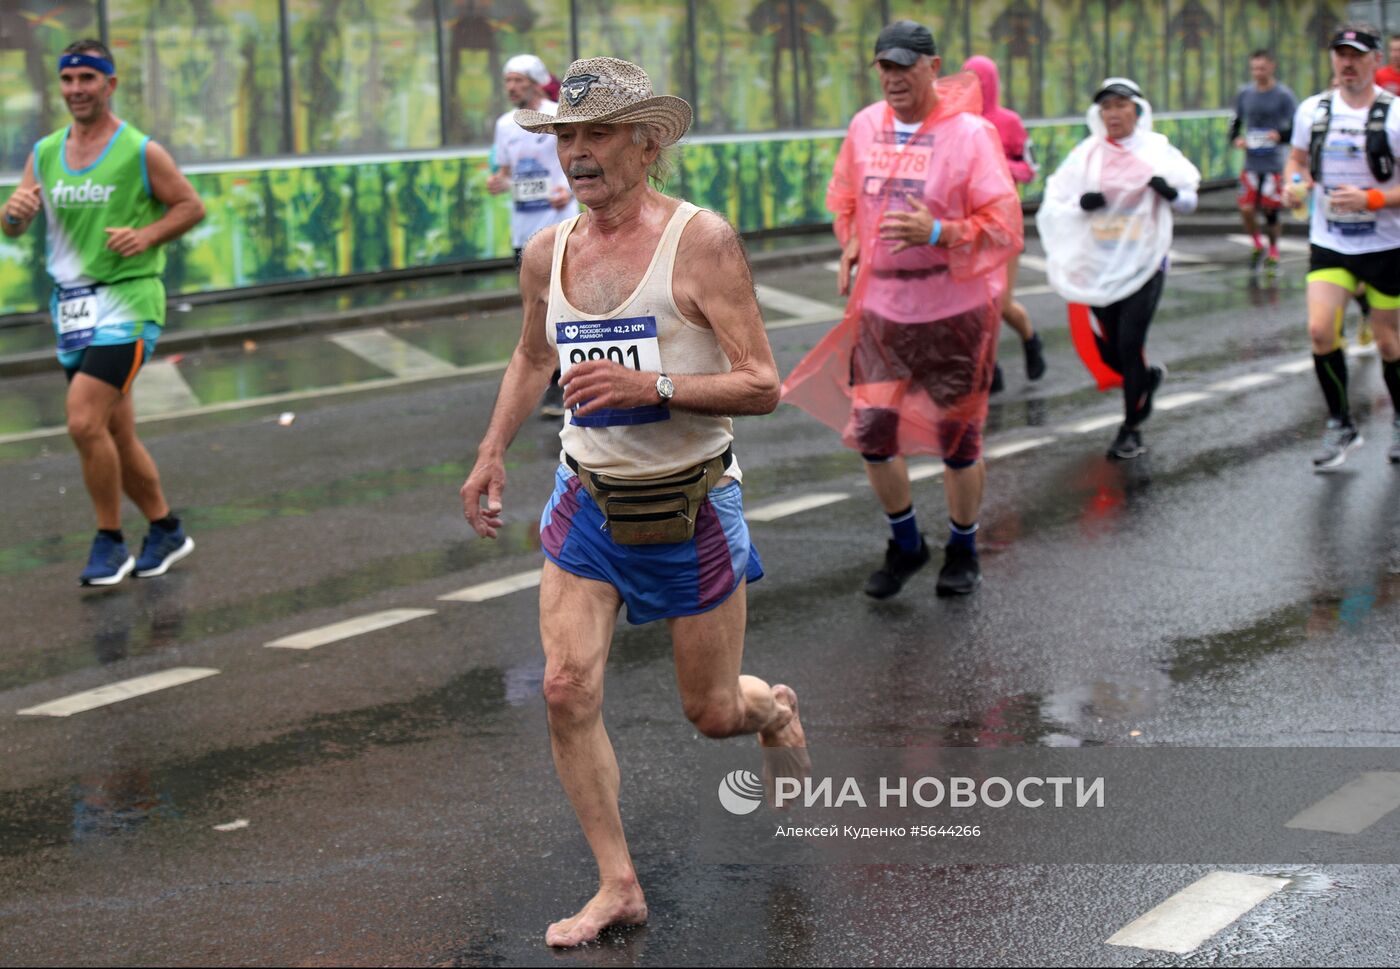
[759,684,811,804]
[544,883,648,948]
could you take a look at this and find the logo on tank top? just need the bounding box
[49,178,116,207]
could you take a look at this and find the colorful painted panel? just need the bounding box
[693,0,800,132]
[0,1,101,172]
[106,0,286,161]
[440,0,571,146]
[286,0,442,153]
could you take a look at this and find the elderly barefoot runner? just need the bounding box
[459,57,807,948]
[782,21,1022,599]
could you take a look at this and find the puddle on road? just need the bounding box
[0,666,511,857]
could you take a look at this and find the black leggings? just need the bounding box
[1091,271,1165,428]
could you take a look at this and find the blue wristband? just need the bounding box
[928,219,942,247]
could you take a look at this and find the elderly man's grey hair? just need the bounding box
[632,122,677,188]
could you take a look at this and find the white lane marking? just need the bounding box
[1060,414,1123,434]
[214,819,251,832]
[329,327,457,378]
[1210,373,1280,393]
[0,360,510,446]
[132,360,202,415]
[1018,254,1050,273]
[1226,233,1310,254]
[767,312,840,333]
[438,569,543,602]
[745,492,849,522]
[1274,357,1315,375]
[1168,248,1210,264]
[264,608,435,650]
[1346,344,1378,359]
[755,284,840,320]
[1153,391,1213,411]
[18,667,220,717]
[1285,771,1400,834]
[984,435,1057,459]
[1105,872,1288,954]
[907,461,944,481]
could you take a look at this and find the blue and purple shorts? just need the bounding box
[539,464,764,625]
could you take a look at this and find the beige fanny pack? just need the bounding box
[567,447,731,545]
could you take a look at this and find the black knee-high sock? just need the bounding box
[1313,349,1350,422]
[1384,358,1400,416]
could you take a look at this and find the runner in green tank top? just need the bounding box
[2,39,205,586]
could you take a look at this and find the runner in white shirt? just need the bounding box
[1284,24,1400,469]
[488,54,579,416]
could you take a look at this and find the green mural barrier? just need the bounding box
[0,115,1231,317]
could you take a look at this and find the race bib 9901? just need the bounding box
[556,316,669,427]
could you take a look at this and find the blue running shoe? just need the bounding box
[80,533,134,586]
[134,522,195,577]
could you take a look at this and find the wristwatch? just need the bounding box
[656,373,675,403]
[2,213,21,226]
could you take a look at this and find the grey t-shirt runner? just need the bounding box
[1230,83,1298,173]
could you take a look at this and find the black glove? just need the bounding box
[1079,191,1107,211]
[1147,176,1178,202]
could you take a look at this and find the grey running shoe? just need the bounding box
[1107,425,1145,460]
[1389,419,1400,465]
[1312,419,1363,471]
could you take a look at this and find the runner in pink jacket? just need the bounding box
[782,21,1022,599]
[963,55,1046,389]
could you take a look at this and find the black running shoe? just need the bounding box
[864,536,931,599]
[1312,419,1362,471]
[540,380,566,419]
[1390,420,1400,465]
[935,543,981,596]
[1107,424,1145,460]
[1138,364,1166,424]
[990,363,1005,394]
[1023,333,1046,381]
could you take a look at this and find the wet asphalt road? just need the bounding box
[1,235,1399,966]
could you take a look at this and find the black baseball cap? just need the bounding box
[1093,77,1143,103]
[873,20,937,66]
[1330,28,1379,52]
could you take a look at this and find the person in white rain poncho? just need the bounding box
[1037,78,1200,459]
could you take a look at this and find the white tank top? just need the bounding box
[547,201,742,481]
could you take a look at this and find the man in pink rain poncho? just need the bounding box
[963,54,1046,391]
[1036,78,1200,460]
[782,21,1023,599]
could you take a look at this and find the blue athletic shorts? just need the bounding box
[539,464,764,625]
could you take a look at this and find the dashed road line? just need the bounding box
[1153,391,1213,411]
[746,492,849,522]
[1210,373,1281,393]
[1105,871,1288,954]
[438,570,543,602]
[264,608,436,649]
[984,435,1056,459]
[1274,357,1316,375]
[907,461,945,482]
[755,284,840,320]
[18,667,221,717]
[329,327,458,378]
[1285,771,1400,834]
[132,360,202,415]
[1226,233,1310,254]
[1060,414,1123,435]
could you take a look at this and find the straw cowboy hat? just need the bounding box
[514,56,693,146]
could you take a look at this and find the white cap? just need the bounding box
[503,54,550,85]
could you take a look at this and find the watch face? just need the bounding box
[658,375,675,400]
